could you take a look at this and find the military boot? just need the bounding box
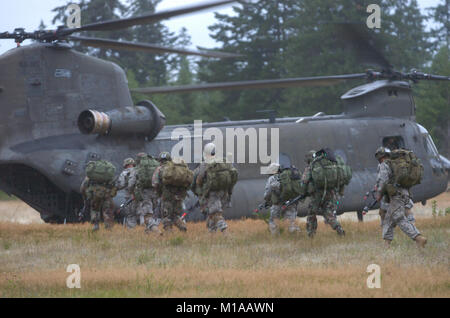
[415,235,427,248]
[268,221,279,235]
[336,226,345,236]
[145,225,162,235]
[174,218,187,232]
[288,219,301,233]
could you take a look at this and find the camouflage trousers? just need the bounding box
[160,198,186,232]
[269,204,300,234]
[307,192,344,236]
[127,189,160,230]
[382,192,420,241]
[202,191,228,232]
[379,197,415,227]
[90,197,114,229]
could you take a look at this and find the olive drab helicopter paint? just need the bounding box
[0,1,449,223]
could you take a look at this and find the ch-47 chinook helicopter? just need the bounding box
[0,1,448,224]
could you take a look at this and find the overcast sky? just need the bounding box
[0,0,443,55]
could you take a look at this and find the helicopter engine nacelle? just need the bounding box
[77,100,166,140]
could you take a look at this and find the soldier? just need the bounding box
[375,147,416,226]
[301,149,345,237]
[128,153,161,233]
[115,158,136,228]
[384,137,399,151]
[374,147,426,248]
[193,143,237,233]
[152,152,192,233]
[374,148,390,226]
[79,176,90,222]
[82,160,117,231]
[264,162,300,235]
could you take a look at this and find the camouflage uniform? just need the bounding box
[82,177,116,230]
[376,161,421,242]
[375,162,390,226]
[195,162,228,232]
[264,174,299,234]
[301,165,345,237]
[116,166,137,228]
[152,164,187,232]
[126,162,161,232]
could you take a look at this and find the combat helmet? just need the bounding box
[267,162,280,175]
[203,142,216,163]
[305,150,316,164]
[159,151,172,162]
[375,147,391,160]
[123,157,135,168]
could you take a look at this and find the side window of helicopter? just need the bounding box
[382,136,404,150]
[422,134,439,157]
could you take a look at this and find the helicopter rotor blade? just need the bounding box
[333,23,393,70]
[406,70,450,82]
[68,35,242,58]
[73,0,237,33]
[132,73,367,95]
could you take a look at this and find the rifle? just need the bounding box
[362,190,378,215]
[120,197,134,212]
[253,201,270,213]
[281,194,306,210]
[78,199,90,222]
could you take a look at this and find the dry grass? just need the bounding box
[0,201,43,224]
[0,215,449,297]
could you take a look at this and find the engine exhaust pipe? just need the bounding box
[77,100,166,140]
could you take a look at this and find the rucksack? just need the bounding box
[279,167,302,201]
[386,149,423,188]
[311,154,352,190]
[204,160,238,193]
[336,155,352,186]
[86,160,116,184]
[162,161,193,189]
[136,156,159,188]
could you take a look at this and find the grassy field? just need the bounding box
[0,214,449,297]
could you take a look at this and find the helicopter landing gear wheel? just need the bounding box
[356,210,364,222]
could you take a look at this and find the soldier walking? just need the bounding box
[152,152,193,233]
[301,149,346,237]
[192,143,238,233]
[82,160,117,231]
[116,158,136,228]
[374,147,426,248]
[264,162,301,235]
[128,153,161,233]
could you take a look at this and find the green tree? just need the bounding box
[426,0,449,52]
[121,0,177,86]
[51,0,129,60]
[197,0,431,121]
[415,47,450,155]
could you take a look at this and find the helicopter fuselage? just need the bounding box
[0,44,447,222]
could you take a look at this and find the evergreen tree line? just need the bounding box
[49,0,449,155]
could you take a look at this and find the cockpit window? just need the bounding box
[382,136,405,150]
[423,134,439,157]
